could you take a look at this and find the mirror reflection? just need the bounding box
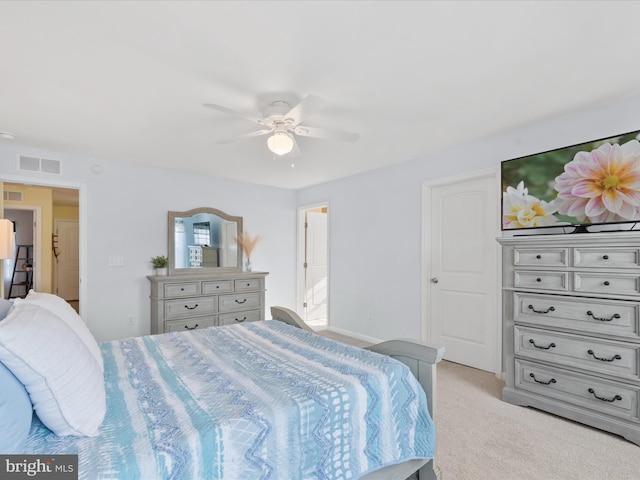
[169,208,243,274]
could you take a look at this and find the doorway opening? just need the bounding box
[297,204,329,330]
[2,182,80,313]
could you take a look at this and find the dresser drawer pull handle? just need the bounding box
[588,388,622,403]
[235,317,247,323]
[184,324,199,330]
[529,373,556,385]
[184,304,199,310]
[536,278,542,282]
[536,255,542,259]
[235,299,247,304]
[528,305,555,314]
[586,311,620,322]
[587,349,622,362]
[603,281,611,286]
[603,255,609,260]
[529,339,556,350]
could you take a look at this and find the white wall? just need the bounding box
[3,95,639,343]
[297,95,640,341]
[0,145,297,342]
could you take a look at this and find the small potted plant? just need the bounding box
[151,255,169,276]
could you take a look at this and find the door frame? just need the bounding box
[297,202,330,326]
[421,168,502,375]
[1,174,87,321]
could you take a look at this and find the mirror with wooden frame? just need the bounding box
[168,207,243,274]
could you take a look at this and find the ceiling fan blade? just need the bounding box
[283,95,326,126]
[213,129,272,144]
[203,103,266,126]
[293,125,359,143]
[289,135,302,157]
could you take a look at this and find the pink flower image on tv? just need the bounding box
[554,140,640,223]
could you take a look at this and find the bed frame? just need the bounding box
[270,306,444,480]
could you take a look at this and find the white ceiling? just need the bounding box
[2,1,640,189]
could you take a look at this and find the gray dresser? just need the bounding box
[498,232,640,446]
[148,271,268,334]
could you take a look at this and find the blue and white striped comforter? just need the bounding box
[24,320,435,479]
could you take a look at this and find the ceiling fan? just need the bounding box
[203,95,358,158]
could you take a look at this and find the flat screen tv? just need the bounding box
[501,129,640,233]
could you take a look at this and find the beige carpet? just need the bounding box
[436,360,640,480]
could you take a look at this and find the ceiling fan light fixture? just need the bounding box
[267,131,294,155]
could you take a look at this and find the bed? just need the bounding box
[0,295,444,480]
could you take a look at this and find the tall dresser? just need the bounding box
[148,271,268,334]
[498,232,640,446]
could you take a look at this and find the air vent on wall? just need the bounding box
[3,190,23,202]
[17,155,62,175]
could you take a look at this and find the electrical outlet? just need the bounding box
[127,315,134,325]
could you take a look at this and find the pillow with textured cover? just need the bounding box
[0,302,105,437]
[0,360,32,453]
[15,290,103,372]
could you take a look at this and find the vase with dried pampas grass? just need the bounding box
[235,232,261,272]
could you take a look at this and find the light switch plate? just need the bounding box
[108,256,124,267]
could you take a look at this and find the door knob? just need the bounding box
[431,277,439,284]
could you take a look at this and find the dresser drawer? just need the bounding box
[234,278,262,292]
[574,247,640,269]
[514,293,640,340]
[513,248,568,267]
[165,316,215,333]
[164,282,199,297]
[149,272,268,336]
[219,292,261,312]
[574,272,640,297]
[164,296,217,319]
[515,359,640,422]
[219,309,261,326]
[514,271,569,291]
[202,280,233,294]
[515,326,640,382]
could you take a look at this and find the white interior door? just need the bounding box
[55,219,79,301]
[425,172,499,372]
[304,210,328,328]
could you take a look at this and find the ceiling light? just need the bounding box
[267,131,294,155]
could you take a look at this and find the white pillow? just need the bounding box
[0,302,105,437]
[16,290,103,372]
[0,298,13,320]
